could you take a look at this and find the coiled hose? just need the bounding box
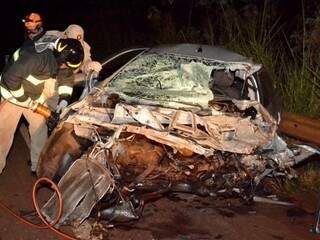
[0,177,77,240]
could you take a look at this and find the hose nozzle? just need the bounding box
[33,103,52,119]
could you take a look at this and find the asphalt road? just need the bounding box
[0,131,318,240]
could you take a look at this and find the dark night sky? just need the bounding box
[1,0,150,68]
[0,0,302,69]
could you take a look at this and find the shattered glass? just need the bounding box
[107,54,214,108]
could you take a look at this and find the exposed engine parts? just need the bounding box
[37,101,316,226]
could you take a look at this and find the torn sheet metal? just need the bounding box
[72,119,215,156]
[111,104,205,126]
[67,101,276,155]
[233,99,276,126]
[40,102,318,228]
[76,107,111,124]
[41,150,114,226]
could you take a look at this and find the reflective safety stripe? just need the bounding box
[66,61,81,69]
[13,49,20,62]
[34,93,46,104]
[58,85,73,95]
[0,85,46,105]
[26,75,46,86]
[66,62,82,68]
[0,86,13,100]
[10,86,25,98]
[0,86,31,108]
[57,42,67,52]
[0,76,11,100]
[0,74,25,99]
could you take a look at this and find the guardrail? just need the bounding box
[278,112,320,146]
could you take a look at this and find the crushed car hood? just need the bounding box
[65,100,276,155]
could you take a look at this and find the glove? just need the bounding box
[56,99,68,113]
[84,61,102,73]
[47,111,60,132]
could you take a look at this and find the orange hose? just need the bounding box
[0,200,49,229]
[32,177,78,240]
[0,177,78,240]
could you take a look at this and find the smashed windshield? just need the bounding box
[107,53,214,108]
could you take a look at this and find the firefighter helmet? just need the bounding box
[54,38,84,69]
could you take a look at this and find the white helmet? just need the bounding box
[64,24,84,42]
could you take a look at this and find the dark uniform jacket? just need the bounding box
[0,45,73,104]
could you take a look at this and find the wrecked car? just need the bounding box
[36,44,311,226]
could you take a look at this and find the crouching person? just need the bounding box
[0,38,84,174]
[45,24,102,84]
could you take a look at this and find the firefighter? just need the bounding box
[22,14,100,76]
[45,24,102,83]
[0,38,84,174]
[64,24,102,75]
[33,24,101,110]
[7,13,45,67]
[22,12,45,45]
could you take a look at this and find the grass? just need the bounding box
[146,1,320,117]
[212,1,320,209]
[204,1,320,118]
[281,60,320,117]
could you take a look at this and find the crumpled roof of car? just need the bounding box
[149,44,251,63]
